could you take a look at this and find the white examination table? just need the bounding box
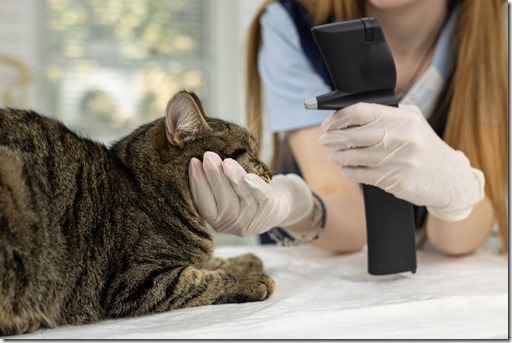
[8,235,508,339]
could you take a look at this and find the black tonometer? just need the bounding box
[305,17,417,275]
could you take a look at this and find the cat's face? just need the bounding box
[165,91,271,182]
[195,118,271,181]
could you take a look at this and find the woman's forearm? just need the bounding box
[282,189,367,253]
[283,126,368,253]
[425,196,495,255]
[283,188,495,255]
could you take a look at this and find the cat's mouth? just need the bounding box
[245,163,272,183]
[260,171,272,183]
[258,162,273,183]
[243,159,272,183]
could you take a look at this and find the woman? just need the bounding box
[188,0,508,255]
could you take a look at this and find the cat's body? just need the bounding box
[0,92,274,336]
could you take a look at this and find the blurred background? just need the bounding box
[0,0,264,246]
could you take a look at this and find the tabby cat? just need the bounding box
[0,91,275,336]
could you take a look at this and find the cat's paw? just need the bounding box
[0,317,41,336]
[229,253,264,273]
[212,272,275,305]
[238,272,275,301]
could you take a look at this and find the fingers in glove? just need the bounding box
[319,128,385,150]
[203,151,240,222]
[245,185,290,232]
[253,174,293,223]
[321,102,386,131]
[243,173,274,203]
[222,158,248,188]
[329,144,399,168]
[330,140,402,168]
[223,158,258,218]
[189,157,217,222]
[341,165,404,194]
[244,173,291,224]
[340,165,378,186]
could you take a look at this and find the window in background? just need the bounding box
[0,0,262,247]
[42,0,210,144]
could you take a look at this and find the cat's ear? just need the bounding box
[165,91,211,148]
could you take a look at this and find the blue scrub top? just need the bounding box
[258,2,458,134]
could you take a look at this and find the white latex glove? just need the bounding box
[188,151,314,237]
[319,102,485,222]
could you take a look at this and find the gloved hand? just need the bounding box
[188,151,314,236]
[319,102,484,222]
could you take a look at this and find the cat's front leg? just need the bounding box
[103,264,275,318]
[173,266,275,307]
[187,255,273,305]
[210,270,275,305]
[0,315,42,337]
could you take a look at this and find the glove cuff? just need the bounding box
[280,192,315,227]
[269,192,327,246]
[427,167,485,222]
[277,174,315,227]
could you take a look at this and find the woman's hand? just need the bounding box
[319,102,484,222]
[188,152,314,237]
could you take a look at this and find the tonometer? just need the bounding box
[305,17,417,275]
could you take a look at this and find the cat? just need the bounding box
[0,91,275,336]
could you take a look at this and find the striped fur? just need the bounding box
[0,91,274,336]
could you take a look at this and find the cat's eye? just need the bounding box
[228,148,247,160]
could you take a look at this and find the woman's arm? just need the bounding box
[282,125,367,253]
[426,197,495,255]
[286,123,495,255]
[319,102,491,255]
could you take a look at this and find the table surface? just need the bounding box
[8,239,509,339]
